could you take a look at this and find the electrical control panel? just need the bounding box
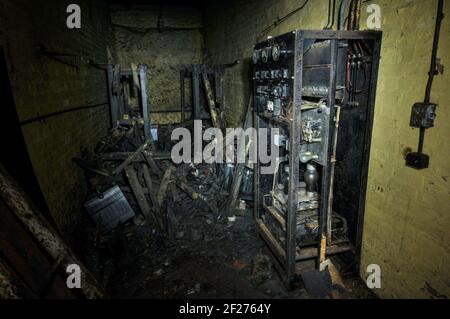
[253,32,294,116]
[253,30,382,284]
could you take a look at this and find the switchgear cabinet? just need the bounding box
[252,30,382,285]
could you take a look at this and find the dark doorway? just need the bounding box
[0,46,54,226]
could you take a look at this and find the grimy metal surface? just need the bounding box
[354,32,382,270]
[286,30,304,283]
[180,64,225,123]
[106,64,152,141]
[139,64,151,141]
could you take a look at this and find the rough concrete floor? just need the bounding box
[83,208,377,299]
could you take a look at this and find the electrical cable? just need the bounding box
[324,0,337,30]
[37,45,107,70]
[418,0,444,154]
[19,102,108,126]
[338,0,348,30]
[258,0,310,39]
[324,0,332,29]
[112,23,201,32]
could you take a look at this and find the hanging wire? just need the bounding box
[258,0,310,40]
[324,0,336,30]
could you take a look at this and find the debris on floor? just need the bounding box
[73,118,375,299]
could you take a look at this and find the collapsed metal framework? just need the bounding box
[106,64,151,140]
[253,30,382,285]
[179,64,225,123]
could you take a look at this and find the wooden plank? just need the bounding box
[170,183,181,202]
[192,65,201,120]
[142,150,163,178]
[173,175,218,213]
[142,164,159,210]
[143,164,166,232]
[113,140,151,175]
[180,70,186,122]
[296,244,353,261]
[263,205,286,230]
[107,64,120,127]
[256,219,286,265]
[125,166,153,225]
[201,66,221,129]
[98,151,170,161]
[0,201,74,298]
[157,168,173,207]
[214,66,224,110]
[223,97,253,216]
[0,164,107,298]
[0,257,36,298]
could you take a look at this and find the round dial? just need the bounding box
[252,49,261,64]
[272,85,281,97]
[261,47,271,63]
[272,43,281,61]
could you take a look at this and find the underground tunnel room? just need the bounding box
[0,0,449,307]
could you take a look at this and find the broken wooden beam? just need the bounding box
[125,166,159,229]
[173,175,218,213]
[0,257,36,298]
[142,164,159,211]
[98,151,170,161]
[157,167,173,207]
[224,95,254,216]
[112,140,151,175]
[201,67,222,129]
[0,164,107,299]
[142,149,163,178]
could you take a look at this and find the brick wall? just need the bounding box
[0,0,111,240]
[204,0,450,298]
[110,4,204,124]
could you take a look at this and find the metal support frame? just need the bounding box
[286,30,304,283]
[139,64,151,140]
[106,63,152,141]
[354,34,382,270]
[179,64,225,123]
[180,70,186,122]
[106,64,120,127]
[191,65,202,120]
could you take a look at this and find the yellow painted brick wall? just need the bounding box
[204,0,450,298]
[359,0,450,299]
[0,0,111,240]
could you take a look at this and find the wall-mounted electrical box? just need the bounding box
[410,102,437,128]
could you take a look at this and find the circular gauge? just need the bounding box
[261,47,271,63]
[272,85,281,97]
[252,49,261,64]
[272,43,281,61]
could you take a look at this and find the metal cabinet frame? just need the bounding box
[253,30,382,285]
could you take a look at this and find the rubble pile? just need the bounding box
[73,120,288,298]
